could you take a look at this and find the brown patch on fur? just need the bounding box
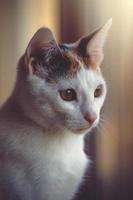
[83,56,97,69]
[66,54,80,71]
[71,48,97,70]
[61,51,81,78]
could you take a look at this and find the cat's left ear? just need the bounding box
[24,27,61,75]
[76,19,112,68]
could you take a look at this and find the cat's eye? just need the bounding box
[60,89,77,101]
[94,85,103,98]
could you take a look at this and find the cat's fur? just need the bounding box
[0,19,112,200]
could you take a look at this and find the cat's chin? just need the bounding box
[69,127,92,135]
[69,122,99,134]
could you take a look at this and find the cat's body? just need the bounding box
[0,19,112,200]
[0,97,87,200]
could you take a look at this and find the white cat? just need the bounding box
[0,19,112,200]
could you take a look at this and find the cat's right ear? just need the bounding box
[25,27,61,75]
[72,19,112,68]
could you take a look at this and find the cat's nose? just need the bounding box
[84,112,97,125]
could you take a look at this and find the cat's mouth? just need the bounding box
[70,125,91,134]
[70,121,98,134]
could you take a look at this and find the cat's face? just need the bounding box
[21,19,111,134]
[47,68,106,134]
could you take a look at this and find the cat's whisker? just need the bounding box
[97,118,110,136]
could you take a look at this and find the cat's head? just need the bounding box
[19,19,112,134]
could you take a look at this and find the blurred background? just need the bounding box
[0,0,133,199]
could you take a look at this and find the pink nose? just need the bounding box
[84,112,97,125]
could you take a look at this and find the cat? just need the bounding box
[0,19,112,200]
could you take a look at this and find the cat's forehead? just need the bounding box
[76,67,104,90]
[57,44,96,78]
[58,64,104,91]
[43,44,101,83]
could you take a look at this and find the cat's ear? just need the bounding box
[76,19,112,68]
[25,27,61,75]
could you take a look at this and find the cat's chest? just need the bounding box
[0,120,89,200]
[31,132,88,175]
[30,136,88,200]
[27,130,88,184]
